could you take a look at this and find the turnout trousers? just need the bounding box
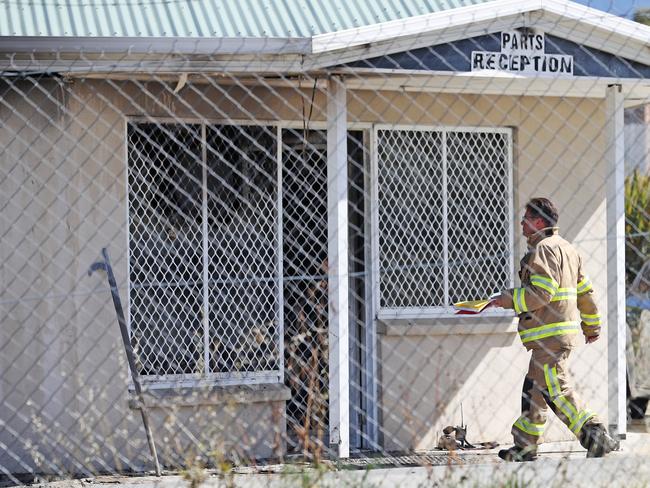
[511,347,602,449]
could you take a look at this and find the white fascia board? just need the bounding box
[542,0,650,44]
[311,0,650,67]
[0,57,306,75]
[0,36,311,55]
[532,11,650,66]
[624,98,650,108]
[339,69,650,100]
[305,13,526,70]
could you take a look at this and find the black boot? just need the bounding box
[498,445,538,462]
[579,423,619,458]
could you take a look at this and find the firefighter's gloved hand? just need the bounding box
[491,294,508,308]
[585,335,599,344]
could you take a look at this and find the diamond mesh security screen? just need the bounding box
[206,125,280,377]
[282,128,330,452]
[128,122,280,382]
[376,128,512,311]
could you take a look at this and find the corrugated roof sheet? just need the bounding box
[1,0,495,37]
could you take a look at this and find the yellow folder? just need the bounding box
[453,299,492,314]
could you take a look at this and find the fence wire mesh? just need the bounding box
[1,1,650,486]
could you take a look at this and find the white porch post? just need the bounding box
[605,84,627,438]
[327,75,350,458]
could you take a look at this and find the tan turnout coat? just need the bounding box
[502,227,601,350]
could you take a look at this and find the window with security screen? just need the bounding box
[375,127,513,314]
[127,122,281,384]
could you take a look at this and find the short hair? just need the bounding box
[526,198,559,227]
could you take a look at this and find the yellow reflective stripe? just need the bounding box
[551,288,577,302]
[514,417,545,436]
[581,313,600,319]
[532,281,556,295]
[513,289,521,314]
[570,410,596,434]
[519,321,580,343]
[522,328,580,342]
[544,364,556,398]
[581,313,601,326]
[552,367,579,421]
[550,366,578,423]
[553,397,576,423]
[577,278,593,295]
[514,288,528,314]
[531,274,559,289]
[551,367,572,418]
[530,275,559,295]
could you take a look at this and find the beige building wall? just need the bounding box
[0,79,293,474]
[0,79,610,470]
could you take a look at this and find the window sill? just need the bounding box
[377,313,518,337]
[127,383,291,409]
[377,307,514,321]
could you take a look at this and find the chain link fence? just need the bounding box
[1,0,650,486]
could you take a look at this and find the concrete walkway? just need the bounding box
[32,427,650,488]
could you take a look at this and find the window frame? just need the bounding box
[125,118,286,388]
[371,124,515,320]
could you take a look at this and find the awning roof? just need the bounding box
[1,0,649,61]
[3,0,650,104]
[0,0,492,38]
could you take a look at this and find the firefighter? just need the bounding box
[492,197,619,461]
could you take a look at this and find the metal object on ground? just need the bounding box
[88,248,162,477]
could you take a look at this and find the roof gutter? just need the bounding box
[0,36,312,55]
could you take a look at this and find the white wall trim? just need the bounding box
[327,75,350,458]
[605,83,627,438]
